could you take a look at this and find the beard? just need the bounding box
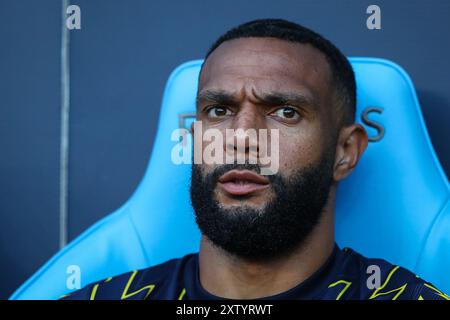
[190,151,335,262]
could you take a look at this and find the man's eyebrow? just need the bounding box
[196,89,314,109]
[196,90,238,105]
[255,91,313,107]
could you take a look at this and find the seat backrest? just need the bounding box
[11,58,450,299]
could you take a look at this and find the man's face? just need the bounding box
[190,38,339,261]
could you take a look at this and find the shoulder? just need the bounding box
[60,253,197,300]
[336,247,449,300]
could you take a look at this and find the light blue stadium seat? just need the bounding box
[11,58,450,299]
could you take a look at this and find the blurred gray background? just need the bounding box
[1,0,449,299]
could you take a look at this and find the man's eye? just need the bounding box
[207,106,232,118]
[271,106,300,120]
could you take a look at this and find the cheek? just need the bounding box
[277,129,324,174]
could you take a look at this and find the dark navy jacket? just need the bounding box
[61,244,449,300]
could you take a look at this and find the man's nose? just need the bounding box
[227,104,265,155]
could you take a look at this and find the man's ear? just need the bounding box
[333,123,368,181]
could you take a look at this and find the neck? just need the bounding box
[198,186,336,299]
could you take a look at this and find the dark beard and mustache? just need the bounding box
[190,151,335,262]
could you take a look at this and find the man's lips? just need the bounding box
[217,170,270,196]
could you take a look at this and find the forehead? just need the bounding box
[199,37,333,101]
